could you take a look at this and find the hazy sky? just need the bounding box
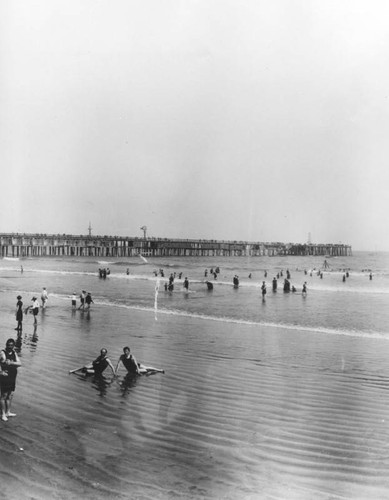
[1,1,389,250]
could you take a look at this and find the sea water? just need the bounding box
[0,251,388,499]
[4,251,388,336]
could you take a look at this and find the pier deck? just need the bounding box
[0,234,352,258]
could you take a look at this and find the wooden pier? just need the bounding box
[0,234,352,258]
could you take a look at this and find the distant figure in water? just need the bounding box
[206,281,213,290]
[369,272,373,280]
[283,279,290,293]
[126,268,130,275]
[83,349,115,376]
[272,277,277,292]
[233,275,239,288]
[78,290,86,310]
[20,266,23,273]
[204,269,208,277]
[41,287,48,309]
[302,282,307,296]
[71,292,77,309]
[248,273,252,279]
[85,292,94,310]
[184,277,189,290]
[292,286,297,293]
[342,274,346,282]
[261,281,267,300]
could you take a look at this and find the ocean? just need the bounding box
[0,251,389,499]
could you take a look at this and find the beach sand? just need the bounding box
[1,291,389,499]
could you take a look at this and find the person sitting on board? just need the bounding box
[115,346,165,376]
[82,348,115,376]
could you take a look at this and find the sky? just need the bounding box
[1,0,389,251]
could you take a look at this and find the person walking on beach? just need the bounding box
[115,346,141,376]
[78,291,86,310]
[15,295,23,332]
[41,287,48,309]
[85,292,94,310]
[82,348,115,376]
[0,338,21,422]
[25,297,40,325]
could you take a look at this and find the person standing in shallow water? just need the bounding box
[78,291,86,310]
[0,338,21,422]
[25,297,40,325]
[85,292,94,310]
[261,281,267,301]
[15,295,23,331]
[41,287,48,309]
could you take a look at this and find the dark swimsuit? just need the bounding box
[92,355,109,375]
[0,350,18,393]
[16,300,23,321]
[121,354,139,375]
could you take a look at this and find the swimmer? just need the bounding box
[82,348,115,376]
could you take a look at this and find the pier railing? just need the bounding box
[0,233,352,258]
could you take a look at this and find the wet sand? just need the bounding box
[1,292,389,499]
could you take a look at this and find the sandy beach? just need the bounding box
[1,284,389,499]
[0,253,388,499]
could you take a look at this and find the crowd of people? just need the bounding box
[3,259,368,424]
